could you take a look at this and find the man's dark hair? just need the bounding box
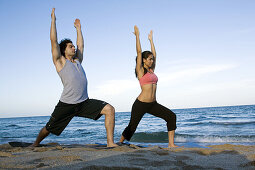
[59,39,73,57]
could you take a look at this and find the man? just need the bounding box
[32,8,117,147]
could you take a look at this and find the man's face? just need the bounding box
[65,43,76,57]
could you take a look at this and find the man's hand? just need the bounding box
[133,25,139,36]
[74,19,81,30]
[148,30,153,41]
[51,8,56,20]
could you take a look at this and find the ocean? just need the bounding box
[0,105,254,147]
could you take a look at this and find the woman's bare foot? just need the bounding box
[119,135,125,143]
[28,143,38,147]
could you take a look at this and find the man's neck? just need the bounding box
[66,56,75,62]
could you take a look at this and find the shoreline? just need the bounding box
[0,143,254,169]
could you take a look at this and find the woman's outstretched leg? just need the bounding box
[120,111,145,143]
[120,99,147,143]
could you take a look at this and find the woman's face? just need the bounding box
[143,54,154,68]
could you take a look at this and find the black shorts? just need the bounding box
[45,98,108,136]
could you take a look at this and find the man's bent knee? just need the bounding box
[101,104,115,116]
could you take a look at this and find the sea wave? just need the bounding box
[6,124,23,128]
[131,132,255,143]
[209,120,255,125]
[182,120,255,126]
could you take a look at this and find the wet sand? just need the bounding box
[0,143,254,169]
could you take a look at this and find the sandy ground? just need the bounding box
[0,143,254,169]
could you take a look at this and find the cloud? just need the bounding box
[91,79,138,96]
[90,63,237,98]
[89,63,238,110]
[158,64,237,84]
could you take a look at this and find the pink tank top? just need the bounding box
[139,71,158,86]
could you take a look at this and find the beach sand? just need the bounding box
[0,143,254,169]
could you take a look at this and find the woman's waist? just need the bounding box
[137,92,156,102]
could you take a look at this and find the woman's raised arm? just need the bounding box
[134,25,143,77]
[148,30,156,70]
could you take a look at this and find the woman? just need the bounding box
[119,26,178,147]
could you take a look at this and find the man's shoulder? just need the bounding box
[55,57,67,73]
[74,58,82,64]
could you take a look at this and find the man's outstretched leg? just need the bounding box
[31,127,50,147]
[100,104,118,147]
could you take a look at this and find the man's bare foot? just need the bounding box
[168,144,179,148]
[107,143,118,147]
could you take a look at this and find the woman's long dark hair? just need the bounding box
[135,51,153,77]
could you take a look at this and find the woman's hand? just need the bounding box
[133,25,140,36]
[148,30,153,41]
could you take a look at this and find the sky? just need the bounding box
[0,0,255,118]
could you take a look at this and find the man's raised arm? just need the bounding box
[50,8,61,65]
[74,19,84,62]
[74,19,84,63]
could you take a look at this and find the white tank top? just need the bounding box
[58,59,88,104]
